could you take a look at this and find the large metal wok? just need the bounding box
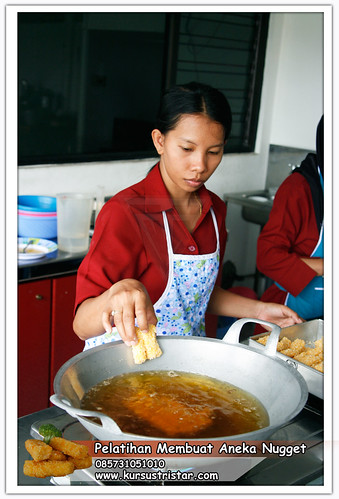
[51,318,308,447]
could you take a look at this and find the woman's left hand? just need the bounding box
[255,301,304,328]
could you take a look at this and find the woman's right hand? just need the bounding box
[101,279,157,345]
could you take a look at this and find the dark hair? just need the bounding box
[316,115,323,176]
[155,82,232,140]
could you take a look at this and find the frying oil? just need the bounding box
[81,370,269,438]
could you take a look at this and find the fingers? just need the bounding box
[257,302,304,329]
[135,298,158,334]
[282,306,304,323]
[114,308,138,346]
[101,279,157,346]
[102,310,113,335]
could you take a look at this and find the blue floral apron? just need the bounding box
[84,208,220,349]
[154,209,220,336]
[276,169,324,320]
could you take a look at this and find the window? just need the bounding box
[18,12,269,165]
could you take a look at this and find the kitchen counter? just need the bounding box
[17,395,324,488]
[18,189,273,282]
[18,241,88,283]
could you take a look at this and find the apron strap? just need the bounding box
[161,207,220,255]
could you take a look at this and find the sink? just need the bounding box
[246,195,270,203]
[241,204,271,226]
[224,190,274,226]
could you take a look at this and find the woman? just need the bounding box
[257,116,324,320]
[73,82,302,349]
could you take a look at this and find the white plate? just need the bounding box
[18,237,58,260]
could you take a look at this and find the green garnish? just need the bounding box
[38,423,62,444]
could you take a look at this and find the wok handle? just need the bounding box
[222,318,281,356]
[50,394,123,435]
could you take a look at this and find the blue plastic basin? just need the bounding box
[18,195,57,212]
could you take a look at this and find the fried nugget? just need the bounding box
[68,454,93,469]
[281,338,305,357]
[140,325,162,360]
[294,351,322,367]
[279,347,294,358]
[132,325,162,364]
[305,347,323,360]
[277,336,292,352]
[23,459,75,478]
[314,338,324,349]
[313,339,324,356]
[131,329,147,364]
[49,437,89,459]
[256,335,269,345]
[50,449,67,461]
[293,351,307,361]
[313,361,324,373]
[290,338,306,354]
[25,439,52,461]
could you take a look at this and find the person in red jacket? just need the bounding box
[73,82,302,349]
[257,116,324,320]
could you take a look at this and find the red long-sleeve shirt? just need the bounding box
[257,172,318,305]
[75,164,227,312]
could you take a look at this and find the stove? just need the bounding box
[18,394,324,487]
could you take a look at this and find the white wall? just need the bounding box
[269,13,323,149]
[17,12,323,282]
[18,13,323,198]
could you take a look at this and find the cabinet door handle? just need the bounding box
[35,294,43,300]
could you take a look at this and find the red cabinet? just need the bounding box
[18,274,84,417]
[18,279,52,417]
[50,275,84,395]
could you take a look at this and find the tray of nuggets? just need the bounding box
[23,435,92,479]
[249,319,324,399]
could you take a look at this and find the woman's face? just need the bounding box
[152,113,225,197]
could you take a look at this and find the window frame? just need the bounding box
[18,12,269,166]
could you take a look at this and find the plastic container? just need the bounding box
[56,193,94,253]
[18,195,57,238]
[18,195,57,213]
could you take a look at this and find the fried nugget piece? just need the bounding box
[312,348,324,359]
[256,335,292,352]
[294,351,322,367]
[290,338,306,354]
[305,347,323,360]
[49,437,89,459]
[279,347,294,358]
[140,324,162,360]
[132,325,162,364]
[25,439,52,461]
[293,351,307,361]
[313,338,324,356]
[68,454,93,469]
[23,459,75,478]
[277,337,292,352]
[314,338,324,349]
[313,361,324,373]
[309,354,323,367]
[50,449,67,461]
[281,338,305,357]
[131,329,147,364]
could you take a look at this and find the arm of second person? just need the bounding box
[300,257,323,276]
[207,286,303,328]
